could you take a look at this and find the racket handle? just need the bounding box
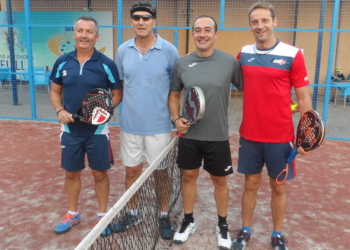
[178,132,184,138]
[286,149,298,164]
[72,114,84,120]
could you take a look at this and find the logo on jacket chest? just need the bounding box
[271,59,286,65]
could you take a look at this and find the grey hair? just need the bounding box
[131,1,155,11]
[74,15,99,34]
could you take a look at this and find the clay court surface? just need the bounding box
[0,119,350,250]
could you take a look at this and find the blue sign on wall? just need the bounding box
[0,11,113,72]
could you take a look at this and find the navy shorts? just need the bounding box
[177,138,233,177]
[60,132,114,172]
[237,137,296,181]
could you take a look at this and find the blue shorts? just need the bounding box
[178,138,233,177]
[60,132,113,172]
[237,137,296,181]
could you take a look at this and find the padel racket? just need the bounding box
[277,110,325,184]
[72,88,114,125]
[178,86,205,137]
[287,110,325,163]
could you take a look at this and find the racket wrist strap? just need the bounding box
[56,108,65,115]
[172,116,182,125]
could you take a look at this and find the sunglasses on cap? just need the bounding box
[131,14,154,21]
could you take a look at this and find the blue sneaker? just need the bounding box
[159,217,173,240]
[271,235,289,250]
[95,216,112,237]
[54,212,81,234]
[232,229,251,250]
[113,212,142,233]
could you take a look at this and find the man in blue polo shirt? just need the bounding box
[50,15,122,236]
[112,1,180,240]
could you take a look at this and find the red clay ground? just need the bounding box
[0,120,349,250]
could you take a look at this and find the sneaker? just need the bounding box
[159,217,174,240]
[216,223,231,250]
[54,212,81,234]
[271,235,289,250]
[173,218,196,244]
[95,216,112,237]
[112,212,142,233]
[231,229,251,250]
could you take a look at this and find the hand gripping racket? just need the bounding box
[72,88,114,125]
[287,110,325,162]
[178,86,205,138]
[276,110,325,184]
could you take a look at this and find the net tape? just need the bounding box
[75,137,182,250]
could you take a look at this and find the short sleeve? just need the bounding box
[231,59,243,90]
[290,50,309,88]
[171,61,184,92]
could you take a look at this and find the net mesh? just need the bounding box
[75,137,182,250]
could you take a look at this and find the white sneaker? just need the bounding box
[173,219,196,244]
[216,223,231,250]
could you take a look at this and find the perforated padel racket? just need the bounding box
[72,88,114,125]
[178,86,205,138]
[276,110,325,184]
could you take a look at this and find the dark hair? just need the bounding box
[192,15,218,32]
[74,15,99,34]
[130,1,157,18]
[248,1,275,21]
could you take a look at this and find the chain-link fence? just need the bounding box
[0,0,349,140]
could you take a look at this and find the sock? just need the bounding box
[129,209,138,216]
[68,210,78,215]
[242,226,251,234]
[160,211,168,218]
[272,231,281,237]
[218,215,227,225]
[98,212,106,217]
[184,213,194,223]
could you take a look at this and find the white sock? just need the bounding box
[98,212,106,217]
[160,211,168,218]
[68,210,78,215]
[129,209,138,216]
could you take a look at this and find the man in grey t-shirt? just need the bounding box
[168,15,242,250]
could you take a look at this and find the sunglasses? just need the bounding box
[131,14,154,22]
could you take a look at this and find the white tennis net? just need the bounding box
[75,137,183,250]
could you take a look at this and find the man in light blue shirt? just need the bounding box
[112,1,180,240]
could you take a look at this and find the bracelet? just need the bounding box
[56,109,65,115]
[172,117,182,125]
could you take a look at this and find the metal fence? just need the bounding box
[0,0,349,140]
